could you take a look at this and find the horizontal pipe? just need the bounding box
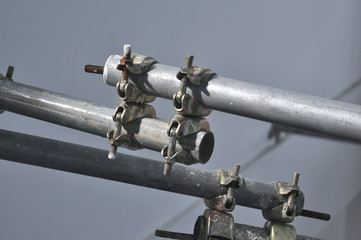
[0,79,213,163]
[0,128,304,212]
[103,55,361,143]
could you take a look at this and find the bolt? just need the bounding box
[108,113,122,159]
[6,66,14,79]
[84,65,104,74]
[163,128,177,176]
[232,164,240,176]
[286,172,300,216]
[226,164,241,209]
[163,162,172,176]
[292,172,300,186]
[123,44,131,59]
[185,55,194,69]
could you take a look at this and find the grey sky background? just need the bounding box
[1,1,361,239]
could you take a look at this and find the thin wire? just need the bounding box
[333,78,361,100]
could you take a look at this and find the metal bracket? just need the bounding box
[108,102,156,156]
[127,54,158,75]
[162,55,214,175]
[176,62,216,86]
[168,114,210,138]
[173,56,212,117]
[116,52,157,103]
[204,165,241,212]
[272,181,300,195]
[162,114,212,175]
[112,102,156,124]
[187,66,216,86]
[173,93,212,117]
[117,81,156,104]
[262,202,296,224]
[262,173,300,223]
[108,45,157,159]
[215,167,242,187]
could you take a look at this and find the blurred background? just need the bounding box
[1,1,361,239]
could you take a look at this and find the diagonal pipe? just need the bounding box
[0,79,214,164]
[0,128,304,214]
[99,55,361,143]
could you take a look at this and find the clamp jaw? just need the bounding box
[204,165,241,212]
[107,45,157,159]
[163,55,216,175]
[262,173,300,223]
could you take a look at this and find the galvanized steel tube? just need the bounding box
[0,79,214,163]
[103,55,361,143]
[0,129,304,212]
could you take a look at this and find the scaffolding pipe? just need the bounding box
[0,79,214,164]
[101,55,361,143]
[0,128,304,213]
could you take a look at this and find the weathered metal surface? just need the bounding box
[204,195,237,212]
[205,165,241,212]
[0,79,213,164]
[262,202,296,224]
[0,129,304,212]
[127,54,158,75]
[168,114,210,138]
[103,55,361,143]
[264,221,296,240]
[233,223,269,240]
[173,55,212,117]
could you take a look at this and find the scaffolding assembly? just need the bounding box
[2,44,359,239]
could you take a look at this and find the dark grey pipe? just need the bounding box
[0,79,213,164]
[0,128,304,212]
[103,55,361,143]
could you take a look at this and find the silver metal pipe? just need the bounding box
[0,128,305,213]
[103,55,361,143]
[0,79,214,163]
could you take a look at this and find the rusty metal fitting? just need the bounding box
[167,114,210,138]
[117,44,133,89]
[262,172,300,223]
[204,164,242,212]
[161,114,214,175]
[107,102,156,159]
[116,81,156,104]
[173,93,212,117]
[108,112,123,159]
[84,65,104,74]
[163,128,177,175]
[112,102,156,124]
[173,56,212,117]
[176,55,194,81]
